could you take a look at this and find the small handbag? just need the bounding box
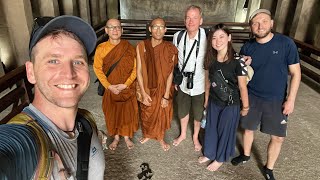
[210,69,234,105]
[173,65,183,85]
[95,60,120,96]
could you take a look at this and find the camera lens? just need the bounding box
[186,72,194,89]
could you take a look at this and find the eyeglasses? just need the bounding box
[151,25,165,30]
[106,26,122,31]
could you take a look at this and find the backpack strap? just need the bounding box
[176,30,186,46]
[76,108,97,179]
[8,113,54,179]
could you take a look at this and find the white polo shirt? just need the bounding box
[173,28,207,96]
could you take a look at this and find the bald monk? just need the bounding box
[94,19,138,151]
[136,18,178,151]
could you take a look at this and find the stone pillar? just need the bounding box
[273,0,291,34]
[290,0,317,41]
[39,0,59,16]
[234,0,247,22]
[90,0,100,26]
[99,0,107,23]
[61,0,78,16]
[246,0,262,22]
[1,0,33,66]
[79,0,91,24]
[107,0,119,19]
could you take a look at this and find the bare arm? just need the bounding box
[238,76,249,116]
[204,70,211,108]
[283,63,301,115]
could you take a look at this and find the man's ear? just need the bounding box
[200,17,203,26]
[25,61,36,84]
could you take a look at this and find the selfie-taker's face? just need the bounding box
[26,34,90,108]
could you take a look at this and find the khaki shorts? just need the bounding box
[175,90,204,121]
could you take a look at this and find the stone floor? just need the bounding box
[79,65,320,180]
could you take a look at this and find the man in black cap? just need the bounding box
[231,9,301,180]
[0,15,105,179]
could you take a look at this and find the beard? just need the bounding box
[253,28,272,39]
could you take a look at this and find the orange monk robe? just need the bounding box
[137,40,178,140]
[93,40,138,138]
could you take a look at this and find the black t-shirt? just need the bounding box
[208,55,247,106]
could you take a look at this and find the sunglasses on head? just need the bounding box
[30,17,54,39]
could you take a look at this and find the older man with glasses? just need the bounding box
[93,19,139,151]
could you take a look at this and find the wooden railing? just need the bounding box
[95,19,252,44]
[0,65,33,124]
[293,39,320,84]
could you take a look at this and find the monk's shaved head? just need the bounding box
[151,18,166,27]
[106,19,121,27]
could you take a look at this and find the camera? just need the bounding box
[184,72,194,89]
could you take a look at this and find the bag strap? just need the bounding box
[176,30,185,45]
[76,109,95,179]
[105,43,129,77]
[8,113,54,179]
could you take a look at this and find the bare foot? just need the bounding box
[124,138,134,150]
[193,138,202,151]
[109,138,119,151]
[159,140,170,151]
[173,136,186,146]
[206,161,223,171]
[198,156,210,164]
[139,137,150,144]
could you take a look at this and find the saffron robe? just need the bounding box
[93,40,138,137]
[137,40,178,140]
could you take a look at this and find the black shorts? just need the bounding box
[240,94,288,137]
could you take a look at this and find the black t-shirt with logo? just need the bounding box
[208,55,247,106]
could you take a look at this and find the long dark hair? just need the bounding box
[204,23,235,70]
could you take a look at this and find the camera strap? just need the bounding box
[181,39,197,73]
[182,29,201,73]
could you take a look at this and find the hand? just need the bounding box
[203,100,208,108]
[108,85,120,94]
[115,84,127,92]
[282,99,295,115]
[161,98,169,108]
[243,56,252,65]
[142,93,152,106]
[240,109,249,116]
[174,85,178,91]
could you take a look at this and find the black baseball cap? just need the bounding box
[29,15,97,57]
